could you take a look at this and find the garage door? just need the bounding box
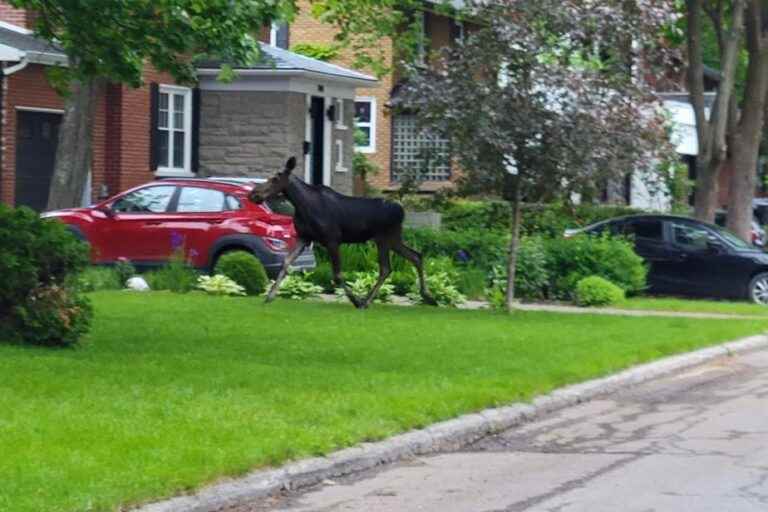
[15,111,61,211]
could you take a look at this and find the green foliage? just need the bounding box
[544,235,647,299]
[277,273,324,300]
[408,272,465,307]
[0,205,91,346]
[665,161,693,215]
[291,43,339,61]
[114,259,136,285]
[306,262,336,293]
[197,275,246,296]
[390,270,417,295]
[404,228,508,273]
[454,266,487,299]
[144,251,199,293]
[489,236,550,301]
[336,272,395,303]
[214,251,268,296]
[77,267,122,292]
[575,276,626,307]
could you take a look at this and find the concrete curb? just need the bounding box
[134,333,768,512]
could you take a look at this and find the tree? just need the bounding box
[686,0,745,223]
[399,0,677,311]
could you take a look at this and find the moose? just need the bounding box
[249,157,437,309]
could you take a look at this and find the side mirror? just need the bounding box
[707,239,725,254]
[95,206,115,219]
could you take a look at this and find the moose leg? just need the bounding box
[327,243,363,309]
[265,240,307,303]
[360,241,392,309]
[393,241,438,306]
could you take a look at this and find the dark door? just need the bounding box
[15,111,62,211]
[620,218,678,293]
[310,96,325,186]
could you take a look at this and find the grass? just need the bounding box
[1,291,766,512]
[619,296,768,316]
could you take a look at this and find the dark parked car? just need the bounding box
[41,177,315,276]
[566,215,768,304]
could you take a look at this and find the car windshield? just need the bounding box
[710,224,752,249]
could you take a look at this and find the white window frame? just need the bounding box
[354,96,376,154]
[335,98,348,130]
[156,84,193,177]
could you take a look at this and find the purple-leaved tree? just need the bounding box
[398,0,678,311]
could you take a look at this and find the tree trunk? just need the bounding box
[46,77,101,211]
[726,2,768,242]
[687,0,745,222]
[505,175,522,312]
[692,158,722,222]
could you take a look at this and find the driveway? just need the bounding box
[243,348,768,512]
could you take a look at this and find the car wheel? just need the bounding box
[748,272,768,304]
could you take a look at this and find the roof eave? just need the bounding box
[196,67,378,88]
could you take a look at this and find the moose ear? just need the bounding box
[284,156,297,174]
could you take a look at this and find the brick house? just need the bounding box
[288,0,465,192]
[0,4,375,211]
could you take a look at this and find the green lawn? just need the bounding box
[1,292,766,512]
[619,297,768,316]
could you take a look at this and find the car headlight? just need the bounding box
[264,237,289,251]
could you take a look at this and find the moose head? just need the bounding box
[249,157,297,204]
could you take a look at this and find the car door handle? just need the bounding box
[206,219,224,225]
[145,221,162,226]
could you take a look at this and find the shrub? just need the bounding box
[336,271,395,303]
[454,266,487,299]
[114,259,137,285]
[575,276,625,306]
[197,275,246,296]
[408,272,466,307]
[276,273,324,300]
[77,266,122,292]
[487,237,549,301]
[543,235,647,299]
[403,227,508,273]
[389,270,416,295]
[144,252,199,293]
[314,243,381,273]
[214,251,268,295]
[0,205,91,347]
[306,262,336,293]
[521,202,643,238]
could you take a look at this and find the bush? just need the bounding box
[543,235,647,299]
[390,270,416,296]
[521,202,643,238]
[0,205,92,347]
[276,273,324,300]
[336,272,395,303]
[197,275,246,296]
[114,259,137,285]
[404,227,508,273]
[488,236,550,301]
[144,252,199,293]
[575,276,625,306]
[408,272,466,307]
[454,266,487,299]
[214,251,268,296]
[306,262,335,293]
[77,266,122,292]
[314,243,381,273]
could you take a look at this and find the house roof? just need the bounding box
[196,43,377,86]
[0,22,66,66]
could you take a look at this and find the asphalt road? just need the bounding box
[239,348,768,512]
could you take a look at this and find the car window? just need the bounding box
[710,223,752,250]
[176,187,226,213]
[266,197,295,216]
[225,195,242,211]
[112,186,176,213]
[671,221,711,252]
[622,219,663,241]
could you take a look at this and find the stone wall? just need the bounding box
[199,89,354,195]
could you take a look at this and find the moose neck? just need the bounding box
[283,176,316,223]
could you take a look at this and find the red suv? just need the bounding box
[41,177,315,276]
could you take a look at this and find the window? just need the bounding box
[270,22,289,49]
[176,187,226,213]
[671,222,711,252]
[354,98,376,152]
[225,195,242,211]
[392,114,451,182]
[112,186,176,213]
[623,219,663,241]
[157,85,192,175]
